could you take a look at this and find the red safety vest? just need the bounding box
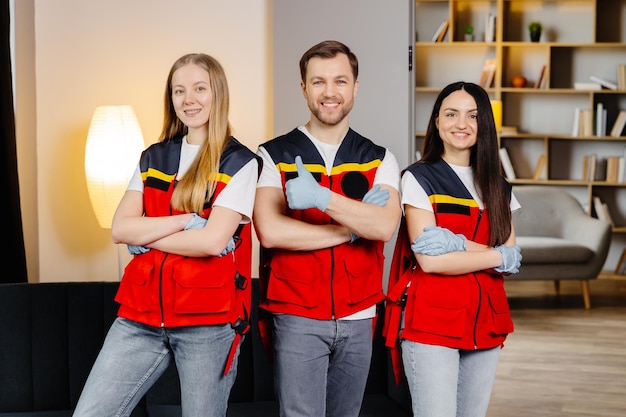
[115,136,260,375]
[383,160,514,384]
[259,128,388,320]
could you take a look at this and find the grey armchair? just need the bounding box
[510,185,612,309]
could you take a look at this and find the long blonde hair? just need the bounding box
[158,53,233,213]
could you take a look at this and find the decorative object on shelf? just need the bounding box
[490,100,502,132]
[528,21,542,42]
[464,25,474,42]
[512,75,527,88]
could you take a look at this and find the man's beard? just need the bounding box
[311,102,352,126]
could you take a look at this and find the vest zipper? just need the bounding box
[159,253,168,327]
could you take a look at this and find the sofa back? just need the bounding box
[0,282,122,415]
[0,280,409,416]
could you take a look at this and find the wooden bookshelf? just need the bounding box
[413,0,626,273]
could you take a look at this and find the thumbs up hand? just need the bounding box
[285,155,331,211]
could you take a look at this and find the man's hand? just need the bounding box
[285,155,331,211]
[410,226,467,255]
[350,184,390,243]
[494,245,522,274]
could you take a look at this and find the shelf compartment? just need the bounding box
[502,0,595,43]
[414,44,495,88]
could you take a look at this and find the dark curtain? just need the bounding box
[1,0,28,283]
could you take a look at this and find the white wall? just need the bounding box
[16,1,271,282]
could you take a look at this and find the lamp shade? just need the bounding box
[85,105,144,229]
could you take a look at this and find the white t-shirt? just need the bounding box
[256,125,400,320]
[127,136,258,221]
[257,125,400,191]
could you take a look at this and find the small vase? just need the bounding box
[464,33,474,42]
[530,30,541,42]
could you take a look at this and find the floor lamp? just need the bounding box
[84,105,144,279]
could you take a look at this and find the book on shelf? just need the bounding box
[617,64,626,91]
[574,82,602,91]
[431,19,449,42]
[619,150,626,183]
[596,102,607,137]
[592,196,614,227]
[498,147,516,180]
[582,153,598,182]
[610,110,626,137]
[576,108,593,137]
[533,154,547,180]
[533,65,546,89]
[484,13,496,42]
[572,107,581,137]
[589,75,617,90]
[605,156,621,183]
[478,59,496,89]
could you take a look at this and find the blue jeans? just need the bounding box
[72,317,240,417]
[401,340,500,417]
[272,314,373,417]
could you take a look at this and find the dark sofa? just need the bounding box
[0,280,411,416]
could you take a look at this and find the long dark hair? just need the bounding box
[421,81,511,246]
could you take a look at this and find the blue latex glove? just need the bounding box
[494,244,522,274]
[285,155,331,211]
[218,237,236,257]
[127,244,150,255]
[185,213,207,230]
[410,226,467,255]
[350,185,390,243]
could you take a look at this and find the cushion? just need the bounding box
[516,237,593,264]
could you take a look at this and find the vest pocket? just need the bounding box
[172,258,236,314]
[266,252,320,308]
[114,258,154,313]
[343,248,383,304]
[406,277,469,338]
[487,290,514,335]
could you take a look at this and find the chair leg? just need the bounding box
[553,280,560,294]
[580,280,591,309]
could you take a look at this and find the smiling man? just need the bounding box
[253,40,401,417]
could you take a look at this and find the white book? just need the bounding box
[499,147,516,180]
[590,75,618,90]
[610,110,626,137]
[484,14,495,42]
[572,107,581,137]
[574,82,602,91]
[596,103,605,136]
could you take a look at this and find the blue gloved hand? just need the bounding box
[127,244,150,255]
[350,185,390,243]
[362,184,389,206]
[285,155,331,211]
[218,237,236,257]
[185,213,207,230]
[410,226,467,255]
[494,244,522,274]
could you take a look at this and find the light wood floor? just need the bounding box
[487,279,626,417]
